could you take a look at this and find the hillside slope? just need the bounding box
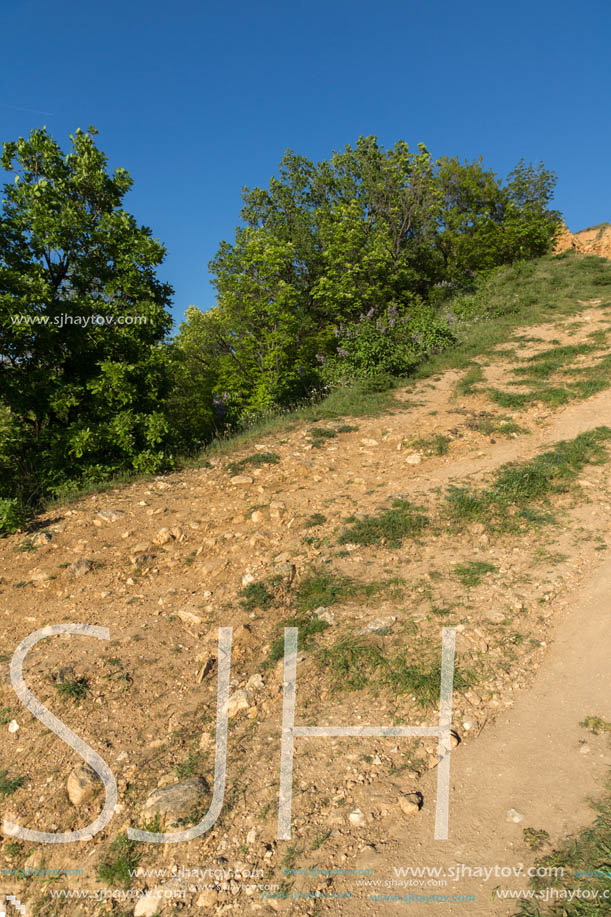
[1,255,611,916]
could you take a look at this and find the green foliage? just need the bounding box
[176,137,559,424]
[55,677,89,702]
[97,834,141,888]
[0,127,175,527]
[0,769,24,796]
[338,498,429,547]
[318,637,474,703]
[515,787,611,915]
[453,560,498,587]
[266,613,329,667]
[239,581,274,611]
[581,715,611,735]
[227,451,279,476]
[445,427,611,532]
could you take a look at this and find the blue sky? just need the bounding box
[1,0,610,328]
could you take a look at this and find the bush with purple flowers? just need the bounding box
[321,300,456,384]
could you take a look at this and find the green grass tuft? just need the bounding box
[338,499,428,547]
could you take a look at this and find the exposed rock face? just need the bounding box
[555,222,611,259]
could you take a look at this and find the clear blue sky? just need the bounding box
[2,0,610,328]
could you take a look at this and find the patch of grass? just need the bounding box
[0,706,13,725]
[304,513,327,528]
[318,636,474,704]
[338,499,428,547]
[514,785,611,915]
[318,637,386,690]
[445,427,611,533]
[14,539,36,552]
[412,433,450,455]
[174,752,203,778]
[309,427,338,441]
[581,715,611,735]
[0,770,25,796]
[227,452,280,476]
[55,677,89,702]
[239,581,275,611]
[335,424,359,433]
[295,571,403,611]
[455,363,484,395]
[312,829,332,850]
[265,614,330,667]
[465,412,525,436]
[97,834,141,889]
[454,560,498,587]
[522,827,550,851]
[281,843,301,869]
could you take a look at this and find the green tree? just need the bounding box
[0,126,174,529]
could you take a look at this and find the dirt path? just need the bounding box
[337,556,611,915]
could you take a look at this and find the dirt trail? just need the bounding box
[340,556,611,915]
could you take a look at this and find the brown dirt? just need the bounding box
[1,301,611,916]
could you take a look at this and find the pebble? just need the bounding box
[67,763,101,806]
[69,558,94,577]
[348,808,367,826]
[406,453,422,464]
[398,793,422,816]
[506,808,524,823]
[227,690,251,718]
[95,509,125,525]
[231,475,254,485]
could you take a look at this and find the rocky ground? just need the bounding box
[1,296,611,916]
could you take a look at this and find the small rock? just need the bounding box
[196,889,218,908]
[506,808,524,823]
[33,531,52,546]
[406,453,422,465]
[178,608,203,626]
[246,828,257,844]
[314,606,335,625]
[579,743,591,755]
[227,690,251,718]
[250,510,265,523]
[241,572,256,586]
[131,552,156,568]
[358,616,395,635]
[348,808,367,827]
[30,569,51,582]
[69,558,94,577]
[398,792,422,816]
[246,673,264,691]
[153,528,175,546]
[463,720,473,731]
[231,475,254,485]
[96,509,125,524]
[143,777,209,821]
[361,438,379,447]
[8,720,19,734]
[67,763,101,807]
[134,890,163,917]
[271,561,295,584]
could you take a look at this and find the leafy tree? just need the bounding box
[0,126,174,529]
[177,136,560,421]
